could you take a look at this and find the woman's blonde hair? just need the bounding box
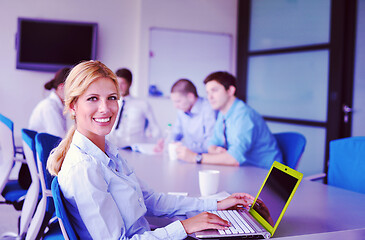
[47,60,120,176]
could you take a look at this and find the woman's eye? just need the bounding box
[87,96,98,101]
[109,96,118,100]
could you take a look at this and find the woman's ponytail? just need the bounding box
[47,125,76,176]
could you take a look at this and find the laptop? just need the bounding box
[187,161,303,239]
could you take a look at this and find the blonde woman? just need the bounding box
[47,60,254,240]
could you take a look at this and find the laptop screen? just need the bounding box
[253,167,298,227]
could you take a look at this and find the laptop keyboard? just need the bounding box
[209,210,256,235]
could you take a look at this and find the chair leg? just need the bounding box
[35,212,53,240]
[18,215,21,235]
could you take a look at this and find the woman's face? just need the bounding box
[71,77,119,143]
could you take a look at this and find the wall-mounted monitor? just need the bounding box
[16,17,98,72]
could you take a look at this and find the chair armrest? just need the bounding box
[304,173,326,181]
[15,147,25,159]
[14,157,27,164]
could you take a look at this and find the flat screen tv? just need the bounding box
[16,18,98,72]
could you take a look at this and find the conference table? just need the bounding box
[120,149,365,239]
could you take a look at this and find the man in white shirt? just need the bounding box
[108,68,160,145]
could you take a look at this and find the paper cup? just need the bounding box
[199,170,220,196]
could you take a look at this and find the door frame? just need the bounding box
[236,0,357,177]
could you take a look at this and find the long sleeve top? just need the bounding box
[209,99,282,169]
[172,98,217,153]
[58,130,217,239]
[28,91,67,138]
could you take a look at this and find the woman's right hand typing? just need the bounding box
[180,212,230,234]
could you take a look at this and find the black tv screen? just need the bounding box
[16,18,98,72]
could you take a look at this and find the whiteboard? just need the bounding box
[148,28,232,97]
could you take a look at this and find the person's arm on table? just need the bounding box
[65,160,190,240]
[174,115,240,166]
[139,177,254,235]
[176,145,239,166]
[208,145,227,154]
[181,193,254,234]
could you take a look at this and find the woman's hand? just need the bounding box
[217,193,255,210]
[181,212,230,234]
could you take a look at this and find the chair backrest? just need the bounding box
[18,129,40,238]
[51,176,78,240]
[328,137,365,194]
[36,133,61,195]
[25,133,61,240]
[0,113,16,193]
[0,113,16,154]
[273,132,306,169]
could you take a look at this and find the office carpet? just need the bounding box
[0,196,20,238]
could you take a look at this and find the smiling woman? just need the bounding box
[70,77,119,151]
[47,60,120,175]
[46,60,253,240]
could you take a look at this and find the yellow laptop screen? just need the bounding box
[249,161,303,237]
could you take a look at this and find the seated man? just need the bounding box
[169,79,217,153]
[108,68,160,145]
[177,72,282,169]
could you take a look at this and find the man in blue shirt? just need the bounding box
[177,72,282,169]
[170,79,217,153]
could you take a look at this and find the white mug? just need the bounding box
[199,170,220,196]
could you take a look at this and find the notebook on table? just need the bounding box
[120,143,158,155]
[187,161,303,239]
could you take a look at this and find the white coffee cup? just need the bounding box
[199,170,220,196]
[168,143,178,161]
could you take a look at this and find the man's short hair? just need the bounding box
[203,71,236,90]
[171,79,198,97]
[115,68,133,85]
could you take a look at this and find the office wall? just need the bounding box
[0,0,140,140]
[0,0,237,139]
[138,0,238,130]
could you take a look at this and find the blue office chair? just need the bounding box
[0,113,25,158]
[1,129,41,239]
[25,133,63,240]
[0,113,28,210]
[327,137,365,194]
[51,176,78,240]
[273,132,306,170]
[17,129,41,238]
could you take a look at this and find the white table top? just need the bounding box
[120,150,365,239]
